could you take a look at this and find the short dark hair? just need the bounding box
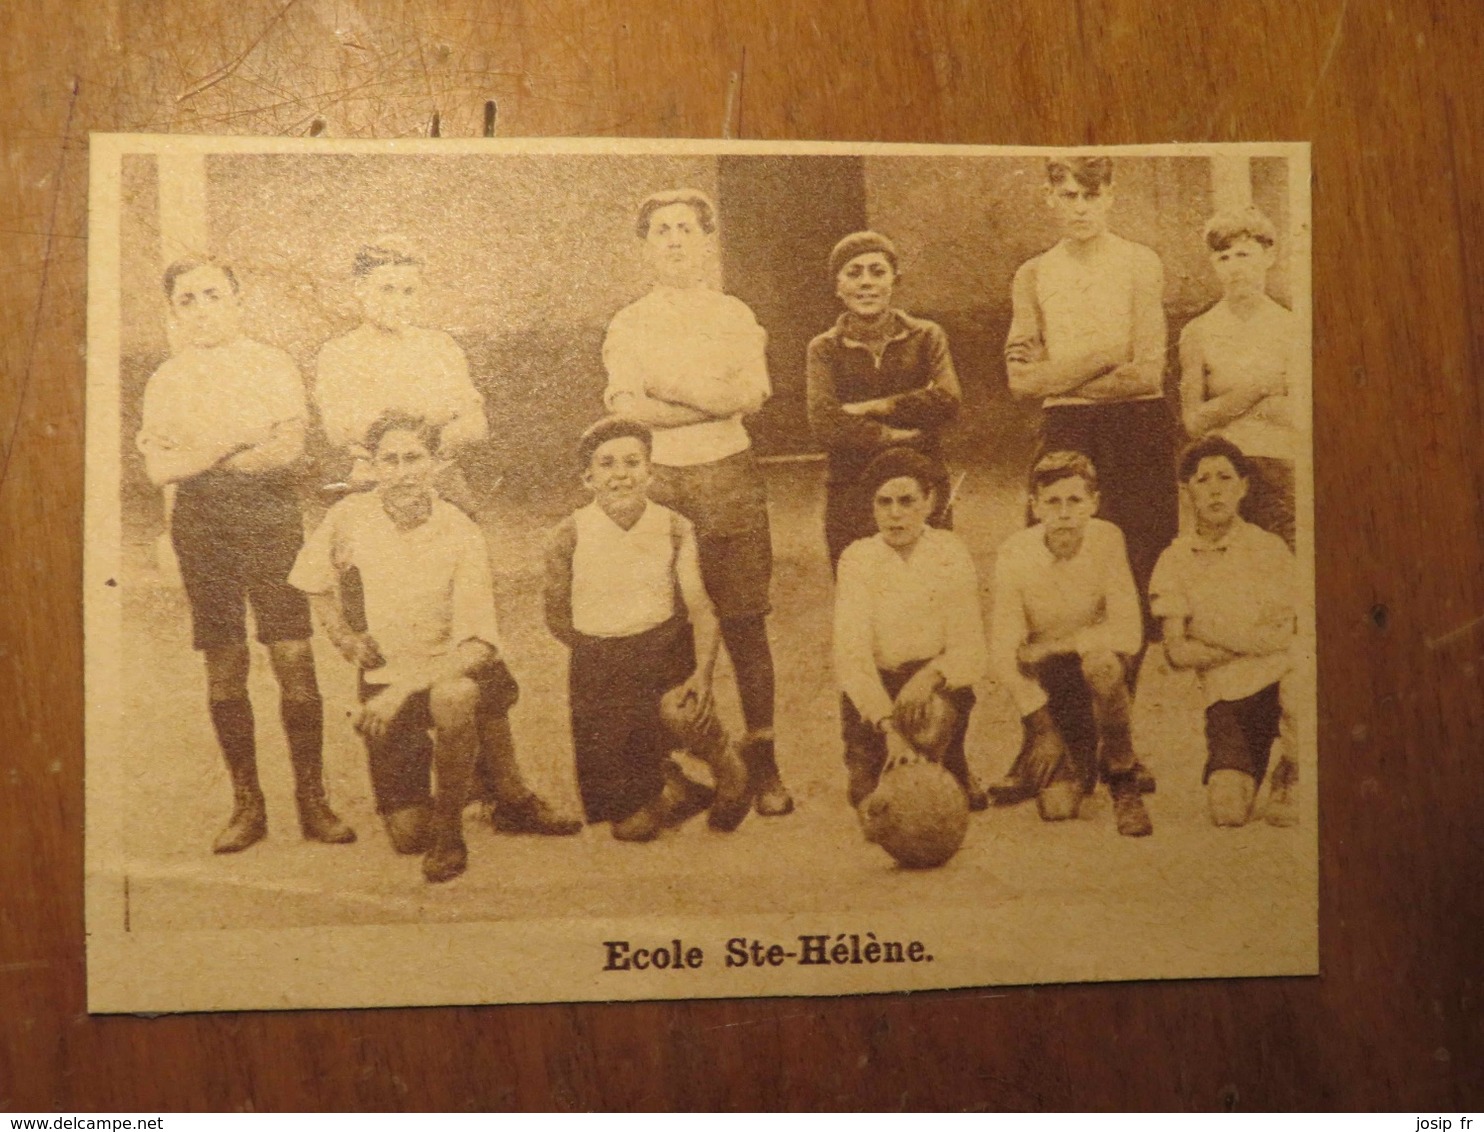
[860,446,943,501]
[1177,434,1251,482]
[1046,156,1113,191]
[1029,450,1099,496]
[635,189,717,238]
[163,258,239,300]
[577,415,653,470]
[353,240,423,277]
[363,410,441,455]
[1204,206,1278,252]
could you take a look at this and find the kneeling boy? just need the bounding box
[834,447,988,811]
[291,411,576,883]
[543,417,751,842]
[1151,435,1298,827]
[988,451,1153,836]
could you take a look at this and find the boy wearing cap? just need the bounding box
[988,451,1153,836]
[137,258,354,855]
[1179,207,1299,549]
[543,417,751,841]
[602,189,792,817]
[1151,435,1298,827]
[1005,156,1177,610]
[290,411,578,883]
[807,231,962,569]
[834,448,988,810]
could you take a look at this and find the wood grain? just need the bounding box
[2,0,1481,1111]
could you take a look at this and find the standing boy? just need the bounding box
[602,189,792,816]
[543,417,751,841]
[1004,156,1178,607]
[137,259,354,854]
[1150,436,1298,827]
[834,448,988,811]
[314,240,488,490]
[289,411,578,884]
[987,451,1153,836]
[1178,207,1300,548]
[806,230,962,568]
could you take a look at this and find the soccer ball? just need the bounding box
[859,758,970,869]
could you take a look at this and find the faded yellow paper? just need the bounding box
[85,136,1315,1012]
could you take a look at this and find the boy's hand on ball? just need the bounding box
[893,666,942,732]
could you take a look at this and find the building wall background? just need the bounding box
[117,151,1293,538]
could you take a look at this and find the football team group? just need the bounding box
[135,155,1301,882]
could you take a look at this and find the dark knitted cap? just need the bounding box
[577,415,653,470]
[829,230,899,278]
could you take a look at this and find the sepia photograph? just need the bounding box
[84,136,1315,1012]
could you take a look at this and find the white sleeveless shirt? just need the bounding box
[571,501,680,638]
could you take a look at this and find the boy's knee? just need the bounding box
[204,643,251,701]
[1036,779,1082,822]
[383,805,431,854]
[1080,650,1124,697]
[1207,769,1255,827]
[429,676,480,728]
[268,639,319,699]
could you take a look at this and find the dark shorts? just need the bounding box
[1203,683,1282,786]
[1032,652,1133,788]
[1040,399,1179,613]
[357,658,520,814]
[172,470,312,652]
[648,450,772,620]
[569,617,695,824]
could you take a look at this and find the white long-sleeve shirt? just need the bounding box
[989,518,1143,717]
[601,285,770,467]
[834,527,988,726]
[314,323,485,452]
[138,336,305,459]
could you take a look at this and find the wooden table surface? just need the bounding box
[2,0,1481,1112]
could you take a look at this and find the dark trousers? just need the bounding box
[1203,683,1282,786]
[570,618,695,824]
[1040,399,1179,627]
[356,660,520,815]
[841,658,976,799]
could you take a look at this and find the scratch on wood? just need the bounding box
[704,1010,814,1031]
[721,47,746,138]
[0,78,79,499]
[176,0,303,104]
[0,960,50,974]
[1306,0,1350,111]
[1424,613,1484,651]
